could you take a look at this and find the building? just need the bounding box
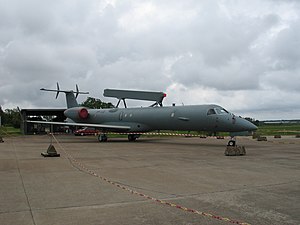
[20,109,67,135]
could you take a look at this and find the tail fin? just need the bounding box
[65,92,79,108]
[41,83,89,108]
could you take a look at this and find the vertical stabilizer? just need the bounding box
[66,92,79,108]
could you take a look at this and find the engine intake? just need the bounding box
[64,107,89,120]
[78,108,89,119]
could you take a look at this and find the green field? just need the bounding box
[255,123,300,136]
[0,126,22,136]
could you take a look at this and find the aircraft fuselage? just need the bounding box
[64,104,257,133]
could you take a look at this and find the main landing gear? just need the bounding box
[97,133,141,142]
[128,134,140,142]
[98,134,108,142]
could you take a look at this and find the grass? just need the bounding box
[255,124,300,136]
[145,124,300,137]
[0,126,22,136]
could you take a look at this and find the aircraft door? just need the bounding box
[119,112,123,121]
[206,108,218,131]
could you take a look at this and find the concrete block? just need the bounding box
[257,136,267,141]
[225,146,246,156]
[252,133,260,139]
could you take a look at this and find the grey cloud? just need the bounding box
[90,58,169,91]
[171,54,262,91]
[261,70,300,92]
[0,0,299,120]
[4,41,63,77]
[268,21,300,70]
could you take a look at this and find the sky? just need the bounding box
[0,0,299,120]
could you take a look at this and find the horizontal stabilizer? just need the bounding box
[40,83,89,99]
[104,89,166,103]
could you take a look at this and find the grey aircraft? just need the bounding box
[28,84,257,145]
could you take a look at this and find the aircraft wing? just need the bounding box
[26,120,131,130]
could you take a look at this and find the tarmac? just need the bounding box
[0,134,299,225]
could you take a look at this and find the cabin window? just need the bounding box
[207,109,216,115]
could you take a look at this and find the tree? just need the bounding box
[0,106,3,126]
[81,97,114,109]
[2,108,21,128]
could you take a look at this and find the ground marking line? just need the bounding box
[2,131,37,225]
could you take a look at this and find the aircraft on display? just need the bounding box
[27,84,257,145]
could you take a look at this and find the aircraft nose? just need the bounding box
[235,117,258,131]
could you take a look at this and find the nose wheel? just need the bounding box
[225,136,246,156]
[227,140,236,146]
[227,136,236,146]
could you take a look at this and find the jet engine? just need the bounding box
[64,107,89,120]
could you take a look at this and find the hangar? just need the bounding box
[20,109,67,135]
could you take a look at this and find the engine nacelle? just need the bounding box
[64,107,89,120]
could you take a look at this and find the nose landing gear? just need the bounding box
[227,136,236,146]
[227,140,236,146]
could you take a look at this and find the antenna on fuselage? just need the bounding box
[103,89,167,108]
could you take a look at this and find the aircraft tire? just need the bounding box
[227,140,236,146]
[98,134,108,142]
[128,134,138,142]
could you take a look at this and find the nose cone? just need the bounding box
[235,117,258,131]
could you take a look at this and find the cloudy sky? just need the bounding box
[0,0,299,120]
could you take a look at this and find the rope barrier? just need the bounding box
[50,133,250,225]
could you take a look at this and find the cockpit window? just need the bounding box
[215,108,229,114]
[207,108,216,115]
